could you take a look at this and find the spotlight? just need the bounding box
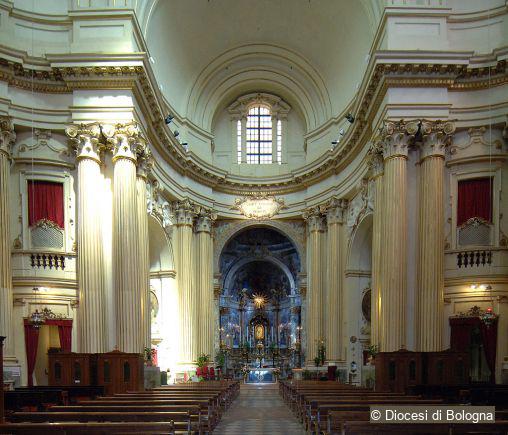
[164,114,174,124]
[181,142,188,147]
[173,130,179,138]
[331,140,339,145]
[345,113,355,123]
[470,284,478,290]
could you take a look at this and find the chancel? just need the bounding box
[0,1,507,434]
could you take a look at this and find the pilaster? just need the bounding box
[324,197,348,363]
[303,206,326,364]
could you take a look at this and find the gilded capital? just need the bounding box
[65,122,102,163]
[419,120,456,160]
[173,199,198,227]
[104,122,146,164]
[324,197,348,226]
[303,207,326,233]
[0,116,16,157]
[377,119,418,160]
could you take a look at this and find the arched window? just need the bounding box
[229,93,290,165]
[246,105,272,164]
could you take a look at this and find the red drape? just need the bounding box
[46,319,73,353]
[479,319,498,384]
[27,181,64,228]
[457,178,492,226]
[23,321,40,387]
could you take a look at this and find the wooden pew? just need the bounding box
[342,420,508,434]
[9,411,193,434]
[0,421,177,434]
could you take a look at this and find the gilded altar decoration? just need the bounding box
[233,194,285,219]
[255,324,265,340]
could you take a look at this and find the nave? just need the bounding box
[214,384,305,435]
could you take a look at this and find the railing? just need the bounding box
[456,250,492,268]
[30,253,66,270]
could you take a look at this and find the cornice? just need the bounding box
[0,52,506,195]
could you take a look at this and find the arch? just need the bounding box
[148,215,174,273]
[213,219,306,275]
[347,212,373,272]
[222,256,297,297]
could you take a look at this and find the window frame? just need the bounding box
[229,93,290,166]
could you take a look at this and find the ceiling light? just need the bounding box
[164,115,174,124]
[345,113,355,123]
[173,130,179,138]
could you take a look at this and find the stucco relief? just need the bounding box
[346,180,374,238]
[146,180,173,236]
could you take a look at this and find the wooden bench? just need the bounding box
[342,420,508,434]
[0,421,176,434]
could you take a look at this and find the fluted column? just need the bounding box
[369,150,384,348]
[416,120,455,351]
[195,209,215,358]
[66,123,107,352]
[325,198,347,362]
[303,207,326,364]
[136,150,152,350]
[174,200,197,365]
[106,123,144,353]
[0,117,15,358]
[378,120,418,352]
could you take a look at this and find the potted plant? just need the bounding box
[366,345,378,365]
[215,350,225,370]
[197,353,210,368]
[272,367,281,381]
[144,347,155,366]
[313,356,321,367]
[318,341,326,366]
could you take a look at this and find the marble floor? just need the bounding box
[214,383,306,434]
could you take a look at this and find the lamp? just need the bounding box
[28,287,44,328]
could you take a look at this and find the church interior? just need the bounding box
[0,0,508,433]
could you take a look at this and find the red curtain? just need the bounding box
[27,181,64,228]
[46,319,73,353]
[479,319,498,384]
[23,321,40,387]
[457,178,492,226]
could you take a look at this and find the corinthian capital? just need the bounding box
[419,120,456,160]
[65,122,102,163]
[367,145,384,178]
[303,207,326,233]
[324,197,348,226]
[173,198,198,227]
[103,122,146,163]
[0,116,16,157]
[377,119,419,159]
[195,207,216,233]
[136,146,153,180]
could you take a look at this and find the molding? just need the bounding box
[0,50,505,194]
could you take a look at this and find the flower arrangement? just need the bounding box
[318,340,326,365]
[313,356,321,367]
[367,344,378,357]
[197,353,210,368]
[143,347,156,365]
[240,365,250,377]
[272,367,281,378]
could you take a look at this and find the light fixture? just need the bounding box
[164,114,174,124]
[470,284,478,290]
[345,113,355,123]
[28,287,44,328]
[252,293,267,309]
[173,130,179,138]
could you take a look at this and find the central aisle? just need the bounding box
[214,383,306,434]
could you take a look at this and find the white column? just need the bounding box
[136,151,152,350]
[416,121,455,351]
[107,124,145,353]
[174,200,197,366]
[66,123,108,352]
[324,198,347,363]
[195,209,214,358]
[303,207,326,364]
[0,117,16,359]
[378,120,418,352]
[368,150,384,348]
